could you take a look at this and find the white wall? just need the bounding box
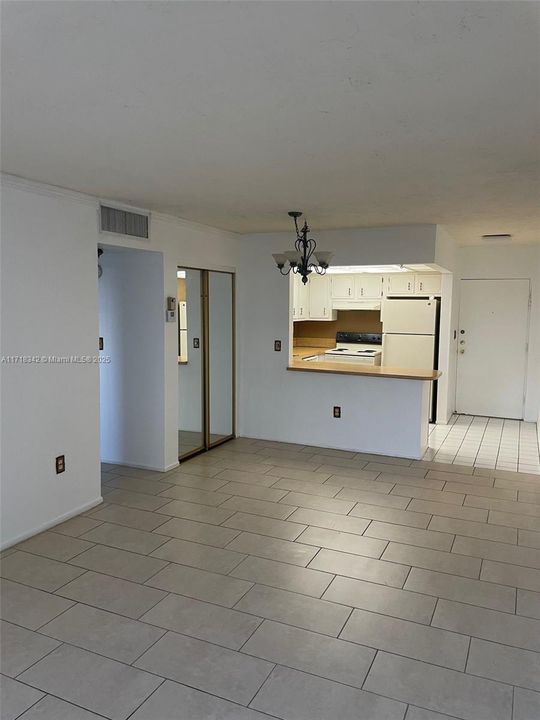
[1,179,101,547]
[236,224,444,447]
[0,174,238,548]
[456,244,540,422]
[99,248,165,469]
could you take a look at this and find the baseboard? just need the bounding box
[101,459,171,473]
[164,461,180,472]
[1,496,103,551]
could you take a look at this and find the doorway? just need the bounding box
[177,267,235,460]
[456,278,530,419]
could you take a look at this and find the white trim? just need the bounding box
[1,496,104,551]
[1,173,97,207]
[101,459,172,473]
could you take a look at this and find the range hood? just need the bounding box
[333,300,381,311]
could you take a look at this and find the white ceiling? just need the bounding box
[2,1,539,244]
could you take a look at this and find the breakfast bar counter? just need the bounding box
[288,358,441,381]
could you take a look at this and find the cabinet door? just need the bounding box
[415,274,441,295]
[331,274,354,299]
[308,275,334,319]
[386,274,415,295]
[294,274,309,320]
[355,274,383,299]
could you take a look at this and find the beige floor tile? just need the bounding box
[453,536,540,569]
[391,486,465,504]
[341,608,469,670]
[514,688,540,720]
[1,620,60,677]
[251,665,405,720]
[18,644,162,720]
[225,531,319,566]
[218,481,288,502]
[88,505,168,532]
[234,584,351,636]
[219,496,296,520]
[231,555,333,597]
[404,567,515,612]
[15,532,93,562]
[81,522,169,554]
[103,475,174,495]
[382,543,481,578]
[432,598,540,652]
[102,488,172,512]
[517,588,540,619]
[335,487,410,508]
[285,507,370,536]
[408,499,487,522]
[16,695,104,720]
[480,559,540,591]
[310,548,409,588]
[155,499,237,524]
[57,571,167,619]
[129,680,270,720]
[135,631,273,706]
[364,651,511,720]
[488,510,540,532]
[69,544,168,583]
[428,516,517,543]
[324,475,395,492]
[223,512,307,541]
[467,638,540,692]
[0,676,44,720]
[152,516,240,547]
[297,526,387,558]
[156,485,231,506]
[51,516,104,538]
[365,522,454,551]
[442,482,516,500]
[349,504,431,529]
[519,528,540,549]
[0,579,74,630]
[243,619,375,687]
[39,602,165,663]
[322,575,436,624]
[279,491,355,515]
[145,562,252,606]
[1,551,85,592]
[141,593,261,649]
[270,477,340,497]
[264,467,332,483]
[150,537,246,573]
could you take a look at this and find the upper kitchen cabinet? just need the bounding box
[330,274,354,299]
[386,274,415,295]
[355,274,384,299]
[308,274,337,320]
[415,273,441,295]
[292,273,308,320]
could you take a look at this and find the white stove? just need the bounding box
[324,332,383,365]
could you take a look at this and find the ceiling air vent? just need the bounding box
[100,204,149,239]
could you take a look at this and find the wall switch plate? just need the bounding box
[274,340,282,352]
[55,455,65,474]
[333,406,341,418]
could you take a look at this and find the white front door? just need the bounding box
[456,279,530,419]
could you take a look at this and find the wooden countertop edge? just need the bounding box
[288,360,441,381]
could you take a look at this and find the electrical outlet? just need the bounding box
[55,455,65,474]
[99,337,104,350]
[193,337,200,349]
[333,406,341,418]
[274,340,282,352]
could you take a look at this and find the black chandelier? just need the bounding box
[272,211,333,284]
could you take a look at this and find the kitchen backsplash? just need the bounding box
[293,310,382,340]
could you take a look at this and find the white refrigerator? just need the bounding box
[381,298,439,418]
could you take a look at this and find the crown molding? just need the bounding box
[1,173,98,207]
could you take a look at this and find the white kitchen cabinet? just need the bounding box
[355,274,384,299]
[308,274,337,320]
[292,273,309,320]
[414,273,441,295]
[386,274,415,295]
[330,274,354,300]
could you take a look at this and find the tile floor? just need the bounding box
[425,415,540,474]
[2,437,540,719]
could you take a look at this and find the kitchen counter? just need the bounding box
[291,346,329,359]
[288,358,441,381]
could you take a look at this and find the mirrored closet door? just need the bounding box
[177,267,235,460]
